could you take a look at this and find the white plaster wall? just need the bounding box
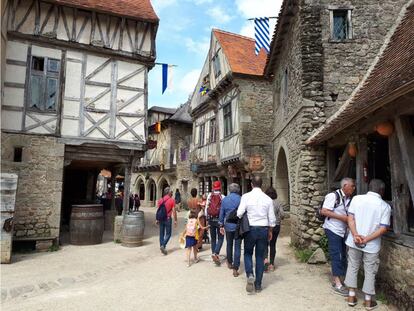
[31,45,62,59]
[64,61,82,99]
[3,87,24,107]
[6,41,28,61]
[1,110,22,130]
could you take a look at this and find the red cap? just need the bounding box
[213,181,221,191]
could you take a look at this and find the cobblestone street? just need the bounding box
[1,207,393,311]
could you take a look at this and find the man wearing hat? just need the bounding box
[205,180,226,265]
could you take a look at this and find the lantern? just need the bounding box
[154,122,161,134]
[374,121,394,137]
[348,142,357,158]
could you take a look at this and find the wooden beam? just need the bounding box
[356,136,368,194]
[388,131,409,235]
[395,116,414,204]
[122,161,132,215]
[333,144,350,181]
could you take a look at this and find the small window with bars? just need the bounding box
[213,53,221,78]
[27,56,60,112]
[199,123,206,146]
[330,9,352,41]
[209,118,216,143]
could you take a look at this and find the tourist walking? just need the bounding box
[133,194,140,211]
[237,176,276,293]
[185,211,208,267]
[175,189,182,212]
[156,187,177,255]
[345,179,391,310]
[219,183,242,277]
[263,187,284,272]
[321,177,355,295]
[206,181,225,265]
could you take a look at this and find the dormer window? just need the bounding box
[213,53,221,78]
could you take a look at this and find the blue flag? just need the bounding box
[254,17,270,55]
[162,63,168,94]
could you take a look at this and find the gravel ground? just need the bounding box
[1,207,392,311]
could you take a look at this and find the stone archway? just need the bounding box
[275,148,290,211]
[147,178,157,206]
[157,176,169,198]
[134,176,145,201]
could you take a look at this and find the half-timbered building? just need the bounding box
[132,103,196,208]
[1,0,158,250]
[189,29,273,196]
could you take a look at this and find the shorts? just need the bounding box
[185,236,197,248]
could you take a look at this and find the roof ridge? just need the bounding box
[212,28,255,42]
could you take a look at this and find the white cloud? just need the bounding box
[207,6,233,24]
[151,0,177,12]
[239,22,254,38]
[191,0,213,4]
[184,37,210,55]
[178,69,201,94]
[236,0,283,18]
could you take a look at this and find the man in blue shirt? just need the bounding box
[219,183,242,277]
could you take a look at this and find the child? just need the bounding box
[185,211,207,267]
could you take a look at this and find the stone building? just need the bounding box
[132,103,196,207]
[189,29,273,196]
[307,2,414,308]
[264,0,408,248]
[1,0,158,250]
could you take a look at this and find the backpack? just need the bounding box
[315,190,342,222]
[186,219,197,236]
[156,199,168,221]
[208,193,222,218]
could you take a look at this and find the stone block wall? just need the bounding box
[237,78,274,187]
[318,0,407,118]
[378,239,414,310]
[1,133,64,240]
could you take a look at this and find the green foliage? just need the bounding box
[318,234,329,259]
[48,244,59,252]
[115,239,121,244]
[376,292,389,305]
[295,248,314,263]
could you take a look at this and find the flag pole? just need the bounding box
[155,63,178,67]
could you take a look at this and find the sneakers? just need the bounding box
[246,275,255,293]
[226,261,233,269]
[332,284,348,296]
[160,246,167,255]
[233,269,239,277]
[255,286,262,293]
[348,296,358,307]
[364,300,378,310]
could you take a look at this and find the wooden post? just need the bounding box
[122,163,132,215]
[356,136,368,195]
[388,132,409,235]
[110,168,116,211]
[327,147,336,191]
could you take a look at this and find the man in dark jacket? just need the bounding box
[219,183,242,277]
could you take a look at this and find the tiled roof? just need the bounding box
[52,0,159,22]
[213,29,267,76]
[149,106,177,114]
[169,101,192,124]
[307,3,414,145]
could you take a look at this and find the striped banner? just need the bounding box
[254,17,270,55]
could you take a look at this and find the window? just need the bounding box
[213,53,221,78]
[280,68,288,105]
[223,103,232,137]
[199,123,205,146]
[331,9,352,41]
[13,147,23,162]
[27,56,61,112]
[209,118,216,143]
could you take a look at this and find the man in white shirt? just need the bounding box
[321,177,355,296]
[345,179,391,310]
[237,176,276,293]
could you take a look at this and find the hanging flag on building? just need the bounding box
[254,17,270,55]
[161,63,174,94]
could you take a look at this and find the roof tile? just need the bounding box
[213,29,267,76]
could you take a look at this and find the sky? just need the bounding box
[148,0,283,108]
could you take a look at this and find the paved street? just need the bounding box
[1,207,391,311]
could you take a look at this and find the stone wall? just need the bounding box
[378,238,414,311]
[237,77,274,187]
[319,0,408,118]
[1,133,64,240]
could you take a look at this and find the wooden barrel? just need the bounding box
[121,211,145,247]
[70,204,104,245]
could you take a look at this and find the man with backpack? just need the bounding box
[205,180,225,265]
[321,177,355,295]
[156,187,177,255]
